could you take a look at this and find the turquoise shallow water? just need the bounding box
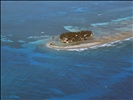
[1,1,133,100]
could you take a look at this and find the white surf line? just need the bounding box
[111,16,133,22]
[91,22,109,27]
[46,36,133,51]
[90,37,133,49]
[46,42,100,50]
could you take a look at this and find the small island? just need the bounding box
[59,30,93,43]
[46,29,132,50]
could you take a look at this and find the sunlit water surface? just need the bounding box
[1,1,133,100]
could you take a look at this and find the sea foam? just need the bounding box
[91,22,109,27]
[28,35,50,39]
[18,39,26,43]
[67,48,88,52]
[90,37,132,49]
[1,37,13,43]
[111,16,133,22]
[64,26,87,32]
[91,16,133,27]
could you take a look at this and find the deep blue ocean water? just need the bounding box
[1,1,133,100]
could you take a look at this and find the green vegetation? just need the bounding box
[59,30,93,43]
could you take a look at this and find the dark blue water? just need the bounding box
[1,1,133,100]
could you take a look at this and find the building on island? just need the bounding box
[59,30,93,43]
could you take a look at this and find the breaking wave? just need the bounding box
[89,37,133,49]
[67,48,88,52]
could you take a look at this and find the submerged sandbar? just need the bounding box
[46,18,133,50]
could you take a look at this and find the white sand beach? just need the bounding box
[46,32,132,50]
[46,42,100,50]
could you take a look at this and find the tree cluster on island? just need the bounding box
[59,30,93,43]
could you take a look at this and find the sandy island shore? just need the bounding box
[46,42,100,50]
[46,17,133,51]
[46,32,132,50]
